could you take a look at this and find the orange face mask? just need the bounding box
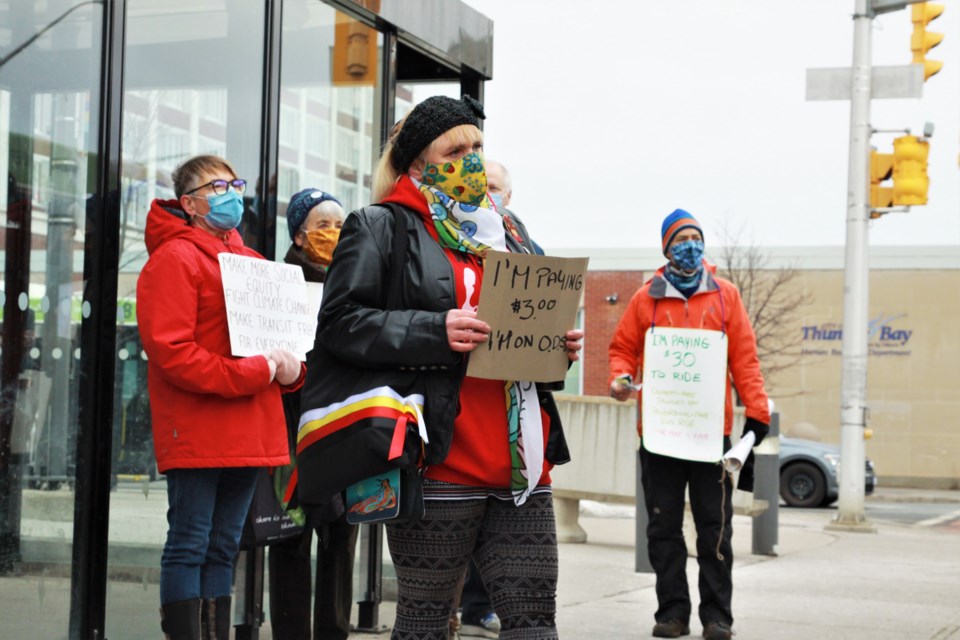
[302,227,341,266]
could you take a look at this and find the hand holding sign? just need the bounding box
[446,309,491,352]
[564,329,584,362]
[268,349,302,385]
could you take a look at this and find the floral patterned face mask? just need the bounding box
[420,151,488,206]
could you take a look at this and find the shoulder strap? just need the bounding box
[378,202,409,311]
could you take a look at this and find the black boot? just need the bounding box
[201,596,232,639]
[160,598,201,640]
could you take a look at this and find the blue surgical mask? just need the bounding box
[203,189,244,231]
[490,193,504,210]
[670,239,705,272]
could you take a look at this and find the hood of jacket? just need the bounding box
[145,198,244,259]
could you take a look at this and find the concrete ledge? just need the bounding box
[554,497,587,543]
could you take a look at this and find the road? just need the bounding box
[779,488,960,531]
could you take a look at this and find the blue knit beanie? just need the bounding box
[661,209,703,256]
[286,189,342,240]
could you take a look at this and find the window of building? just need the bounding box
[274,1,382,254]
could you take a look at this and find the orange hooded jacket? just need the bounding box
[608,262,770,437]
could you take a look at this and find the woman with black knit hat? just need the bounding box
[298,95,583,639]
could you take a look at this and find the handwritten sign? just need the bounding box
[218,253,316,360]
[641,327,727,462]
[467,251,588,383]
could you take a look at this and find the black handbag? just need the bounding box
[240,467,305,549]
[294,203,426,517]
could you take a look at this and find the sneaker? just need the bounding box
[653,619,691,638]
[460,612,501,638]
[702,621,733,640]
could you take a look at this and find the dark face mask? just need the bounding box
[670,239,705,272]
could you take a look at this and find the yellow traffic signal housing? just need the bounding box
[332,11,380,87]
[870,149,894,209]
[892,135,930,206]
[911,3,945,80]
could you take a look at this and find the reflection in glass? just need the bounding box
[0,1,102,637]
[275,1,383,257]
[107,2,265,637]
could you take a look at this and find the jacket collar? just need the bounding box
[144,198,244,258]
[283,244,327,283]
[648,261,719,300]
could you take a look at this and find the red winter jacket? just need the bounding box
[608,263,770,437]
[137,199,300,472]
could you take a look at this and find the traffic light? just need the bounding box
[870,149,894,209]
[892,135,930,206]
[911,3,944,80]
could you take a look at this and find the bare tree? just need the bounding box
[714,222,813,392]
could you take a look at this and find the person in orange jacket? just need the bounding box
[608,209,770,640]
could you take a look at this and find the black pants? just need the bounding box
[640,439,733,627]
[386,490,558,640]
[268,514,359,640]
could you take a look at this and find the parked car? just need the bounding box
[779,436,877,508]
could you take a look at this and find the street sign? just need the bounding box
[805,64,925,101]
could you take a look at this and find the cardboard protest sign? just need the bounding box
[467,251,588,383]
[218,253,316,360]
[641,327,727,462]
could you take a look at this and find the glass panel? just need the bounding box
[559,308,584,395]
[106,1,265,636]
[394,81,460,123]
[275,1,383,258]
[0,2,102,637]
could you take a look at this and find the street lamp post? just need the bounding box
[830,0,877,532]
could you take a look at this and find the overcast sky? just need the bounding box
[461,0,960,251]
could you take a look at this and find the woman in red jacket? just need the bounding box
[608,210,770,640]
[137,155,304,640]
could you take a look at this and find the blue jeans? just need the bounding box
[160,467,259,604]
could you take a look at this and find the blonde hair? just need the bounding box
[372,122,483,202]
[171,155,237,198]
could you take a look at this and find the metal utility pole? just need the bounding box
[830,0,876,532]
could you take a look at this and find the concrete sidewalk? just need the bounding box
[336,487,960,639]
[558,504,960,639]
[6,486,960,638]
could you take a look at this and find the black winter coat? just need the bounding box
[301,203,570,469]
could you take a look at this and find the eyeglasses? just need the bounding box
[184,179,247,197]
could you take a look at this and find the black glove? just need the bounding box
[737,452,755,492]
[742,418,769,447]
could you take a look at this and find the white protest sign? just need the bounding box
[306,282,324,322]
[641,327,727,462]
[218,253,316,360]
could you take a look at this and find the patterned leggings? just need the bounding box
[386,490,559,640]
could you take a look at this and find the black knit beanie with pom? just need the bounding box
[393,95,486,172]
